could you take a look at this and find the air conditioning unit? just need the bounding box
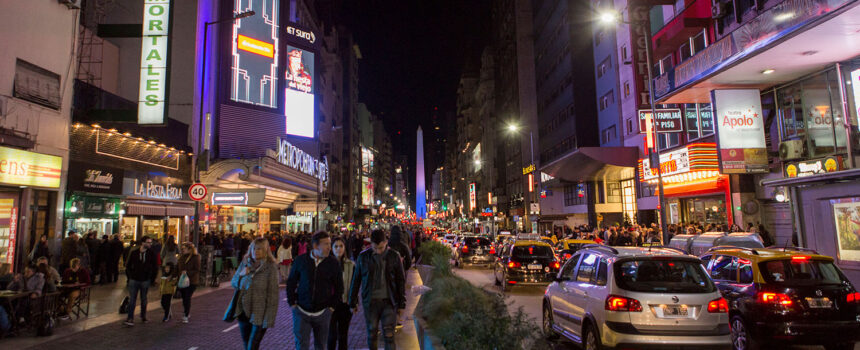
[711,1,729,19]
[58,0,81,9]
[778,139,805,160]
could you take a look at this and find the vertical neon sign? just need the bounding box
[138,0,171,125]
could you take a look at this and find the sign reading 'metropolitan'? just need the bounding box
[276,137,328,185]
[138,0,171,124]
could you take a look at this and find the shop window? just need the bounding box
[685,103,714,140]
[607,182,622,203]
[777,69,851,158]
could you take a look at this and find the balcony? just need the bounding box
[651,0,713,60]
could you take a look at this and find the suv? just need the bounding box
[494,240,560,291]
[454,236,495,267]
[701,247,860,350]
[543,245,730,349]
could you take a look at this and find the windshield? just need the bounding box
[759,259,847,286]
[511,245,554,259]
[615,259,716,293]
[465,237,490,246]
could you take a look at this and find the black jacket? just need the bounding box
[125,247,158,283]
[389,227,412,272]
[349,248,406,310]
[286,252,343,313]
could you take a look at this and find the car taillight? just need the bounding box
[707,298,729,313]
[605,295,642,312]
[759,292,793,306]
[563,253,572,260]
[461,246,469,254]
[791,256,810,262]
[489,247,496,255]
[550,261,561,270]
[507,261,521,269]
[847,292,860,303]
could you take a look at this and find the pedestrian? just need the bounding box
[76,235,91,271]
[287,232,342,350]
[327,236,355,350]
[36,256,61,287]
[107,234,123,283]
[349,230,406,350]
[176,242,200,323]
[229,237,280,350]
[159,262,178,322]
[86,232,101,278]
[124,236,158,327]
[277,237,293,284]
[29,234,51,264]
[60,230,79,272]
[161,235,179,266]
[388,226,412,272]
[97,235,110,284]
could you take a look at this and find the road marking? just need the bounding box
[188,348,198,350]
[222,324,239,333]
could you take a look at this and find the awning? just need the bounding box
[761,168,860,187]
[540,147,639,183]
[166,205,194,217]
[200,157,316,209]
[125,201,194,217]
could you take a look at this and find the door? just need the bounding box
[567,253,600,336]
[551,253,581,334]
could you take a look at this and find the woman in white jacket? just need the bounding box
[276,237,292,284]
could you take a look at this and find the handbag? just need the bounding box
[223,289,240,322]
[118,296,130,314]
[177,272,190,289]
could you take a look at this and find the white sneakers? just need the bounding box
[182,316,189,323]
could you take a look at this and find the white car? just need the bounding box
[441,234,457,247]
[543,245,730,349]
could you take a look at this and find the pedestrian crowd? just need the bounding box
[544,220,774,247]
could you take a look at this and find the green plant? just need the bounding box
[418,273,550,350]
[417,240,451,267]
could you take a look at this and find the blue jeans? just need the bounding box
[364,299,397,350]
[127,279,150,321]
[238,313,267,350]
[292,306,332,350]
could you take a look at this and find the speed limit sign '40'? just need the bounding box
[188,183,207,201]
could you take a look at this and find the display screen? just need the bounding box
[284,45,315,138]
[230,0,279,108]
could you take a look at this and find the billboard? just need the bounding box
[469,182,476,211]
[362,176,374,206]
[638,109,683,133]
[284,45,315,138]
[230,0,279,109]
[711,89,768,174]
[138,0,172,124]
[832,197,860,262]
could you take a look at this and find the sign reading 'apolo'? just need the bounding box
[711,89,768,174]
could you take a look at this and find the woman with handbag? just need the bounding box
[276,237,293,284]
[176,242,200,324]
[227,237,279,350]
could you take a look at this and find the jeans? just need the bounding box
[178,285,195,317]
[127,279,150,321]
[160,294,172,319]
[364,299,397,350]
[327,302,353,350]
[238,313,267,350]
[292,306,332,350]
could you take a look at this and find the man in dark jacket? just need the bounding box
[286,231,342,350]
[124,236,158,326]
[106,234,123,283]
[85,232,101,282]
[349,230,406,350]
[388,226,412,272]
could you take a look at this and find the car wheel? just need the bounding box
[582,323,602,350]
[824,343,855,350]
[731,316,759,350]
[542,303,559,340]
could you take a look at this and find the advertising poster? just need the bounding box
[230,0,279,109]
[0,196,17,265]
[711,89,768,173]
[832,197,860,262]
[0,146,62,188]
[361,176,373,206]
[284,45,315,138]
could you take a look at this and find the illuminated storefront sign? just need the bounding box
[138,0,171,124]
[0,146,62,188]
[284,45,315,138]
[469,183,476,211]
[639,143,719,184]
[638,109,682,133]
[276,137,328,184]
[211,192,249,205]
[230,0,279,108]
[785,156,843,178]
[711,89,768,174]
[123,171,186,200]
[522,164,535,175]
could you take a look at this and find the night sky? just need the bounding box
[343,0,492,171]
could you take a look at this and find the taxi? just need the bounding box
[700,246,860,350]
[493,240,560,292]
[556,239,596,263]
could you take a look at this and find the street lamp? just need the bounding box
[194,10,255,244]
[599,9,670,243]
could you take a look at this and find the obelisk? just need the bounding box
[416,126,427,219]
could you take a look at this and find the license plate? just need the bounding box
[528,264,542,270]
[805,297,833,308]
[662,305,688,316]
[476,249,483,254]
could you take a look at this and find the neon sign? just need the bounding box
[138,0,171,124]
[230,0,279,108]
[236,34,274,58]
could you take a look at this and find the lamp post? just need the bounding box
[193,10,255,244]
[315,124,343,232]
[506,123,538,233]
[599,10,670,243]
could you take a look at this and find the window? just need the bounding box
[739,259,753,284]
[657,132,680,150]
[595,259,608,286]
[623,81,631,98]
[564,184,586,206]
[599,90,615,111]
[710,255,738,282]
[606,182,622,203]
[691,29,708,55]
[759,259,848,285]
[576,254,599,283]
[561,254,581,280]
[595,28,604,46]
[656,55,673,75]
[601,125,617,144]
[597,56,612,78]
[626,118,634,135]
[620,45,628,61]
[615,259,716,292]
[14,59,61,110]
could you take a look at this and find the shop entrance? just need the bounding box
[676,195,728,225]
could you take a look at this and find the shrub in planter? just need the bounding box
[417,240,452,267]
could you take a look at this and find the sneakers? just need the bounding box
[181,316,189,323]
[140,318,150,324]
[162,312,171,323]
[123,320,134,327]
[58,314,70,320]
